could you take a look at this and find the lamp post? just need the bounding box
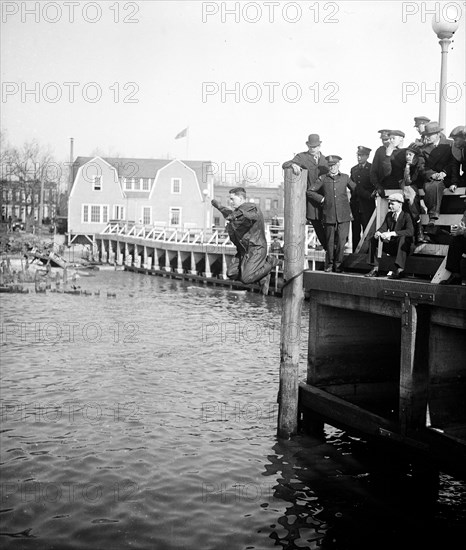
[432,13,459,130]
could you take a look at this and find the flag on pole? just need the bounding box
[175,127,188,139]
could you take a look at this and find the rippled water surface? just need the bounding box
[1,271,465,550]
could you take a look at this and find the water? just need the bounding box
[1,270,465,550]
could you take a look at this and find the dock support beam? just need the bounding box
[278,168,307,439]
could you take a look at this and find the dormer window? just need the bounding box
[93,176,102,191]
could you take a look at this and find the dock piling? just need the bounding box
[278,168,307,439]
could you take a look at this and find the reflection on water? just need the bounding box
[0,271,465,550]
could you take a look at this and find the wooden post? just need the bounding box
[278,168,307,439]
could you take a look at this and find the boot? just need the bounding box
[415,221,430,244]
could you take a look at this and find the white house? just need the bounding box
[68,156,213,244]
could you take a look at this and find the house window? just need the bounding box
[265,198,271,211]
[142,207,151,225]
[114,205,125,220]
[91,205,101,223]
[102,206,108,223]
[134,178,141,191]
[83,205,89,223]
[124,178,132,190]
[214,216,220,227]
[273,200,278,209]
[171,178,181,194]
[142,178,150,191]
[170,207,181,226]
[93,176,102,191]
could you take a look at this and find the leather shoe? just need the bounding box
[388,268,405,280]
[439,274,462,285]
[324,266,333,273]
[365,268,379,278]
[335,266,344,273]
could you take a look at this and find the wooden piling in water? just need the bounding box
[278,168,307,439]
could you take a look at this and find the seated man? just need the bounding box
[211,187,278,292]
[365,192,414,279]
[420,121,455,224]
[439,195,466,285]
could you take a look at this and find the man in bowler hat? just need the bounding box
[282,134,329,250]
[365,192,414,279]
[307,156,355,272]
[350,146,374,251]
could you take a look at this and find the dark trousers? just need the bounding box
[308,218,327,251]
[445,235,466,274]
[368,235,412,270]
[325,222,349,268]
[351,200,375,252]
[227,250,274,284]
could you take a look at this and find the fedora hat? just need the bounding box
[422,121,444,136]
[306,134,322,146]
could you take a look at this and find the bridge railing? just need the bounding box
[101,222,234,247]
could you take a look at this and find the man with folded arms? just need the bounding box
[365,192,414,280]
[420,121,455,225]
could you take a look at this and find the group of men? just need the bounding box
[282,119,466,281]
[210,118,465,291]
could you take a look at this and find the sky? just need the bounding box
[1,0,465,185]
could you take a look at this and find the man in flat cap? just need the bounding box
[365,192,414,279]
[450,125,466,188]
[282,134,329,250]
[350,146,374,251]
[211,187,278,293]
[308,156,355,272]
[420,122,455,224]
[370,129,391,196]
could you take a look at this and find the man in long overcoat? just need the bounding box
[307,155,355,273]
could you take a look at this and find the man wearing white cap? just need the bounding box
[365,192,414,279]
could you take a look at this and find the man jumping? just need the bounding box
[211,187,278,293]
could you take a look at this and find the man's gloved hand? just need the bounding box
[211,199,220,209]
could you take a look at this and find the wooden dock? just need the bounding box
[300,271,466,479]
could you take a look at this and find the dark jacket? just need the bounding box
[421,142,453,186]
[381,147,407,189]
[283,151,329,219]
[307,172,356,224]
[350,162,373,203]
[451,145,465,186]
[370,145,387,190]
[401,156,425,189]
[377,210,414,238]
[215,202,267,256]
